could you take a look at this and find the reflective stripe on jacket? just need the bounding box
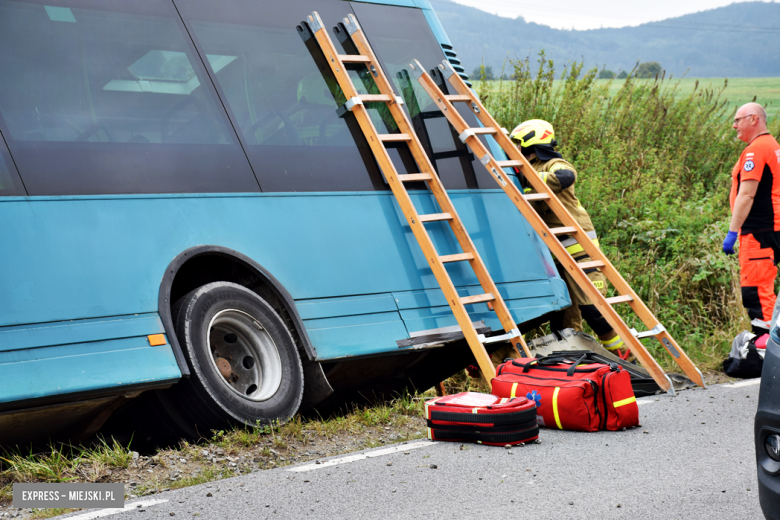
[559,230,599,255]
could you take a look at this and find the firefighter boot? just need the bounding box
[602,333,635,363]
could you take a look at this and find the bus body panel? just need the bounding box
[304,281,567,360]
[0,334,180,405]
[0,313,165,352]
[0,191,562,325]
[0,190,567,350]
[0,313,180,405]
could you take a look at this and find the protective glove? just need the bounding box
[723,230,738,255]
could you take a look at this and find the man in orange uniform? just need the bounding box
[724,103,780,334]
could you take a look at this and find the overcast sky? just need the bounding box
[445,0,775,30]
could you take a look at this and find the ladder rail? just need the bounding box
[441,60,704,389]
[303,13,532,388]
[411,59,704,391]
[445,72,703,389]
[341,19,530,360]
[435,63,645,302]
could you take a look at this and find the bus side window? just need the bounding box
[350,2,490,190]
[0,1,257,196]
[177,0,391,193]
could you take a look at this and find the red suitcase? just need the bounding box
[425,392,539,446]
[493,355,639,432]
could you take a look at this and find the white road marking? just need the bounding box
[723,379,761,388]
[636,399,655,406]
[287,440,432,473]
[60,499,168,520]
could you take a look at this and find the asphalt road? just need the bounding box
[58,379,764,520]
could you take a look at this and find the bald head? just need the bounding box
[740,102,767,123]
[734,102,768,143]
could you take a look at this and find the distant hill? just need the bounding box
[431,1,780,77]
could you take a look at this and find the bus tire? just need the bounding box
[164,281,304,436]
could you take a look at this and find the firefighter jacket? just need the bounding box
[527,157,598,256]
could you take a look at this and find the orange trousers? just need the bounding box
[739,232,780,321]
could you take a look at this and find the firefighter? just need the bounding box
[509,119,629,358]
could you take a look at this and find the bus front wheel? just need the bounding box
[157,282,304,438]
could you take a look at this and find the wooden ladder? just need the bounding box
[409,59,705,395]
[301,11,532,390]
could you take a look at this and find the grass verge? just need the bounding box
[0,393,427,518]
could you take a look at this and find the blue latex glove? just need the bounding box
[723,230,738,255]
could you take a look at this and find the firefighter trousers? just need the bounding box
[550,256,612,336]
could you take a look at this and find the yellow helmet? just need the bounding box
[510,119,555,148]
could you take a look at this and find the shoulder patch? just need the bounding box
[744,159,755,172]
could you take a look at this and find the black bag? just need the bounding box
[723,331,764,379]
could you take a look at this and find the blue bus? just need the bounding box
[0,0,569,446]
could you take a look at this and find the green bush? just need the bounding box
[635,61,663,79]
[471,64,495,81]
[598,68,616,79]
[481,53,780,369]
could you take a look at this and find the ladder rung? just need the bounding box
[479,328,520,345]
[495,160,523,168]
[419,212,453,223]
[550,227,577,235]
[606,295,634,305]
[468,128,496,135]
[630,324,666,339]
[577,260,605,269]
[378,134,412,142]
[459,127,497,142]
[359,94,392,102]
[398,173,433,182]
[523,193,550,201]
[440,253,474,263]
[460,293,495,305]
[444,95,472,102]
[338,54,371,63]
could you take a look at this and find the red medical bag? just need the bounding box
[425,392,539,445]
[492,355,639,432]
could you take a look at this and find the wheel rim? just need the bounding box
[206,309,283,402]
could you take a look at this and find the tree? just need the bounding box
[617,70,628,79]
[635,61,663,79]
[598,69,616,79]
[471,65,495,81]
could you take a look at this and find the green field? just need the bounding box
[483,77,780,121]
[601,77,780,120]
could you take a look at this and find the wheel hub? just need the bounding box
[207,309,283,401]
[215,357,235,381]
